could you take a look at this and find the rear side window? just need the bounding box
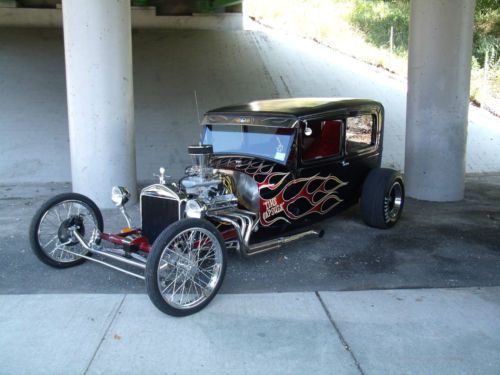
[346,114,375,154]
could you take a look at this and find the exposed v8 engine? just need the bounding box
[180,144,237,216]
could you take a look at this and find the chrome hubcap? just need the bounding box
[385,181,403,221]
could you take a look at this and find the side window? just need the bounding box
[346,114,375,154]
[302,119,342,161]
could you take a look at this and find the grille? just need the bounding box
[141,194,180,244]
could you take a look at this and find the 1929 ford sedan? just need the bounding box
[30,98,404,316]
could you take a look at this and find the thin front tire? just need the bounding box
[145,218,227,317]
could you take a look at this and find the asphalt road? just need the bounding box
[1,176,499,295]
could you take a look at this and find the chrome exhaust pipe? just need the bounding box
[209,209,323,257]
[246,229,324,256]
[208,208,257,258]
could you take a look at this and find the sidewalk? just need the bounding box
[2,287,499,375]
[1,176,499,374]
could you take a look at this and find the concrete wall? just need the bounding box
[0,28,278,183]
[132,30,280,180]
[0,28,68,182]
[0,27,498,185]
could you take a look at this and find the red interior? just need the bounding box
[302,120,342,160]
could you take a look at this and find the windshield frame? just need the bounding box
[201,124,296,165]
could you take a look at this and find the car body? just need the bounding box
[30,98,404,316]
[204,98,384,228]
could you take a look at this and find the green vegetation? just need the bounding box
[197,0,242,13]
[246,0,499,114]
[347,0,499,111]
[349,0,499,68]
[474,0,500,67]
[349,0,409,55]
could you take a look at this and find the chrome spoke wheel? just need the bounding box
[157,227,223,310]
[30,193,103,268]
[35,199,100,263]
[146,218,227,316]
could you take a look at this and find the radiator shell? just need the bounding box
[140,184,186,244]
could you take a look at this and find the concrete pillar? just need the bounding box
[62,0,137,208]
[405,0,475,201]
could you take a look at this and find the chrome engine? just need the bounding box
[141,144,261,249]
[180,145,237,216]
[178,145,262,253]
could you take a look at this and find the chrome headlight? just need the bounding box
[185,199,205,218]
[111,186,130,206]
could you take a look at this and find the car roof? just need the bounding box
[205,98,382,118]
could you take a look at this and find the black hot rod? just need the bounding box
[30,98,404,316]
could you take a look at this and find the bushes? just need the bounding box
[349,0,409,55]
[474,0,499,68]
[349,0,499,70]
[347,0,499,108]
[246,0,499,108]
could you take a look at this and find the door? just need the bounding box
[293,116,352,219]
[293,110,380,219]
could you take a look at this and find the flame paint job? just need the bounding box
[213,157,348,227]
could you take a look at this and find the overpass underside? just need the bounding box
[0,0,498,207]
[0,27,409,185]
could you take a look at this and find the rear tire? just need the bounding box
[361,168,404,229]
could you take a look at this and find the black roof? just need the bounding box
[205,98,382,118]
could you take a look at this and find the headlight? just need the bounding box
[185,199,204,218]
[111,186,130,206]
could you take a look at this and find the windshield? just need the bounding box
[202,125,295,163]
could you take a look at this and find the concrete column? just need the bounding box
[62,0,137,208]
[405,0,475,201]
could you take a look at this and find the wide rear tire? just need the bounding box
[361,168,404,229]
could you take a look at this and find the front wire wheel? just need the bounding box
[29,193,103,268]
[146,219,227,317]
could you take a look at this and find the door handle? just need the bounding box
[342,160,350,167]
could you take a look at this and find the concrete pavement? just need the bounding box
[2,175,499,295]
[1,176,499,373]
[1,288,499,374]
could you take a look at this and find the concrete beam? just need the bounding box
[405,0,476,201]
[0,7,243,30]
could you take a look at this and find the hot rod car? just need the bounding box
[30,98,404,316]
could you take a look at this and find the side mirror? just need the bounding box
[304,120,313,136]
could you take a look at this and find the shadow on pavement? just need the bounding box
[0,175,499,294]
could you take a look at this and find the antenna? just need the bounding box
[194,90,201,124]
